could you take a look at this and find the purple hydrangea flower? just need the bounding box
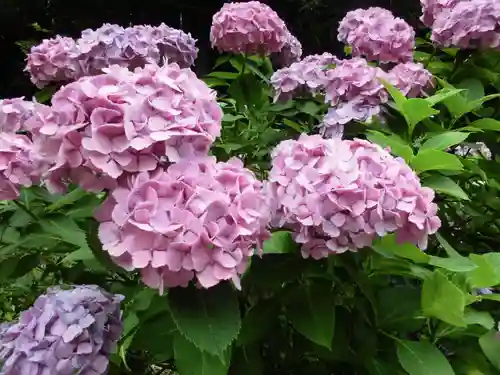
[26,23,198,87]
[420,0,460,28]
[0,133,46,201]
[210,1,289,55]
[0,285,123,375]
[388,62,434,98]
[96,157,271,292]
[430,0,500,49]
[275,32,303,67]
[320,57,388,135]
[0,98,36,133]
[270,53,339,101]
[338,7,415,63]
[267,134,441,257]
[25,36,83,88]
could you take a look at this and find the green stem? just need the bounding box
[12,200,38,221]
[378,329,402,343]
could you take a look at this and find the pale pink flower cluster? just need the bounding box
[429,0,500,49]
[276,32,303,67]
[338,7,415,63]
[26,23,198,88]
[0,97,36,133]
[96,157,270,291]
[267,134,441,258]
[388,62,434,98]
[270,53,339,101]
[420,0,460,27]
[24,62,222,193]
[0,133,46,200]
[25,36,83,88]
[210,1,289,55]
[320,58,388,136]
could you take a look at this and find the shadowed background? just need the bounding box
[0,0,422,98]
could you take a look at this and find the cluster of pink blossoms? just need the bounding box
[210,1,289,55]
[427,0,500,49]
[26,23,198,88]
[0,133,47,200]
[24,62,222,193]
[320,58,388,137]
[275,32,303,67]
[96,157,270,292]
[267,134,441,259]
[338,7,415,63]
[270,53,339,101]
[387,62,434,98]
[0,97,35,133]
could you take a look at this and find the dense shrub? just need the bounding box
[1,1,500,374]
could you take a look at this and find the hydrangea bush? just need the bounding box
[1,1,500,375]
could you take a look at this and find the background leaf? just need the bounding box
[397,340,455,375]
[168,283,241,356]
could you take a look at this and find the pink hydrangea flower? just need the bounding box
[0,133,46,200]
[267,134,441,258]
[210,1,288,55]
[0,97,35,133]
[431,0,500,49]
[25,62,221,192]
[96,157,271,291]
[270,53,339,101]
[320,57,388,135]
[420,0,460,28]
[388,62,434,98]
[25,36,82,88]
[276,32,303,67]
[338,7,415,63]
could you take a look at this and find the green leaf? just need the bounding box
[465,309,495,330]
[34,86,56,103]
[428,255,477,272]
[282,118,304,132]
[46,188,87,212]
[203,77,229,88]
[376,287,423,332]
[207,71,239,80]
[237,301,279,346]
[222,114,245,122]
[174,334,229,375]
[371,234,430,263]
[299,101,321,116]
[380,79,407,109]
[168,283,241,356]
[435,233,461,258]
[365,130,413,161]
[457,78,485,102]
[397,340,456,375]
[425,88,465,106]
[262,231,297,254]
[402,98,439,135]
[119,312,140,370]
[423,175,469,201]
[468,253,500,288]
[411,150,463,173]
[422,270,466,327]
[61,247,95,263]
[469,118,500,131]
[479,331,500,370]
[420,132,470,151]
[39,216,89,248]
[285,283,335,349]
